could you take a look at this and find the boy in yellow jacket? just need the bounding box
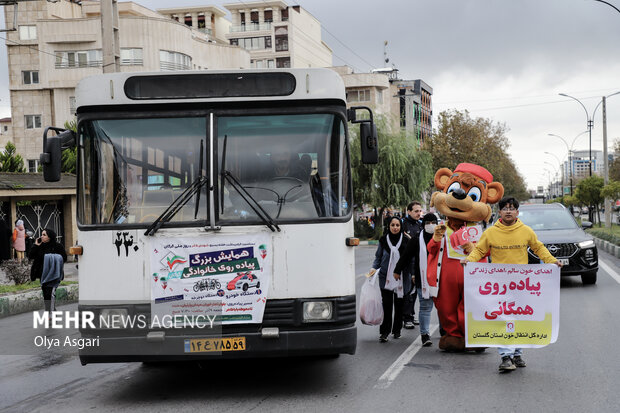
[463,197,562,371]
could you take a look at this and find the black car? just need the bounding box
[518,203,598,284]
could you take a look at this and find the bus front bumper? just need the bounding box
[78,325,356,364]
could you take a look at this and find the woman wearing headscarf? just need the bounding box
[29,228,67,312]
[368,216,409,342]
[12,219,27,262]
[394,213,439,346]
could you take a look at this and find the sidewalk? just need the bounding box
[0,261,79,318]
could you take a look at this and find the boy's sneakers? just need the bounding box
[379,334,388,343]
[404,321,415,329]
[499,356,516,371]
[513,355,526,367]
[421,334,432,347]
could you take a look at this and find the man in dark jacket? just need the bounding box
[402,201,423,329]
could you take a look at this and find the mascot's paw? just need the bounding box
[433,224,447,242]
[438,335,465,352]
[462,241,474,254]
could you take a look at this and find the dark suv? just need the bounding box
[518,203,598,284]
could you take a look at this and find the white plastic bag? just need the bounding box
[359,272,384,325]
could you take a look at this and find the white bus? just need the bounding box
[40,69,378,364]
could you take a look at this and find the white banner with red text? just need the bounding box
[464,262,560,348]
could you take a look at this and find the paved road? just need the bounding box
[1,246,620,412]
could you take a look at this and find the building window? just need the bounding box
[281,8,289,21]
[121,48,143,65]
[264,9,273,22]
[250,11,259,23]
[69,96,76,114]
[55,50,103,68]
[377,89,383,104]
[28,159,39,173]
[19,25,37,40]
[22,71,39,85]
[230,38,239,46]
[236,36,271,50]
[276,57,290,68]
[3,126,7,132]
[275,27,288,51]
[159,50,192,71]
[25,115,42,129]
[347,89,370,103]
[268,59,275,68]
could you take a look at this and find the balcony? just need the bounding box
[197,27,213,36]
[230,22,272,33]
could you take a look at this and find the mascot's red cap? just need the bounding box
[454,163,493,183]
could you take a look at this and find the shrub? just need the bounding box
[354,219,376,240]
[1,259,31,285]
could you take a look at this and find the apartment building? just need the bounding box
[330,66,394,130]
[223,1,332,69]
[0,117,12,142]
[2,0,250,165]
[391,79,433,146]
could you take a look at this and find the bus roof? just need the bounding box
[75,68,346,108]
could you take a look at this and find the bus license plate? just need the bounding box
[558,258,569,265]
[185,337,246,353]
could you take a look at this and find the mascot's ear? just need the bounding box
[434,168,453,190]
[486,182,505,204]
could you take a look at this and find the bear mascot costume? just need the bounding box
[427,163,504,351]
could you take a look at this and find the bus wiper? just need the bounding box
[144,176,208,236]
[221,171,280,232]
[194,139,204,219]
[220,134,279,232]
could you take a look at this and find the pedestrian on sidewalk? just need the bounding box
[395,213,438,346]
[29,228,67,313]
[12,219,27,263]
[401,201,424,329]
[368,216,409,342]
[462,197,562,372]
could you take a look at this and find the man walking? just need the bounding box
[402,201,423,329]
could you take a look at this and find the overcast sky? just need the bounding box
[1,0,619,190]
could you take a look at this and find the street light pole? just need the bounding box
[548,131,588,196]
[559,93,592,176]
[544,151,563,190]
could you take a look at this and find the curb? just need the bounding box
[0,284,79,319]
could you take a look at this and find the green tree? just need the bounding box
[350,116,433,217]
[61,119,77,174]
[0,142,26,172]
[575,175,604,225]
[423,109,530,200]
[600,180,620,201]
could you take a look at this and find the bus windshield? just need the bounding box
[218,113,351,222]
[77,113,351,226]
[78,117,208,225]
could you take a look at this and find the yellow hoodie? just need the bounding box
[466,219,557,264]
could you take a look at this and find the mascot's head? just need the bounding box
[430,163,504,226]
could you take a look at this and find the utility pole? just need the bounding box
[101,0,120,73]
[603,96,611,228]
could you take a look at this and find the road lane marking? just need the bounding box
[375,324,439,389]
[599,259,620,284]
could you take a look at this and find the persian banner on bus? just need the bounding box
[464,262,560,348]
[149,234,272,324]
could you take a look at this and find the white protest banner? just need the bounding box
[464,262,560,348]
[149,234,271,325]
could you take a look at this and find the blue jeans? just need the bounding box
[498,347,523,357]
[417,288,434,335]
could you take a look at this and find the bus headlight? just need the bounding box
[303,301,333,322]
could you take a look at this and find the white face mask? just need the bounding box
[424,224,436,234]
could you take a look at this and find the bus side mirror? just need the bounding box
[40,136,62,182]
[348,105,379,165]
[360,122,378,164]
[40,127,75,182]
